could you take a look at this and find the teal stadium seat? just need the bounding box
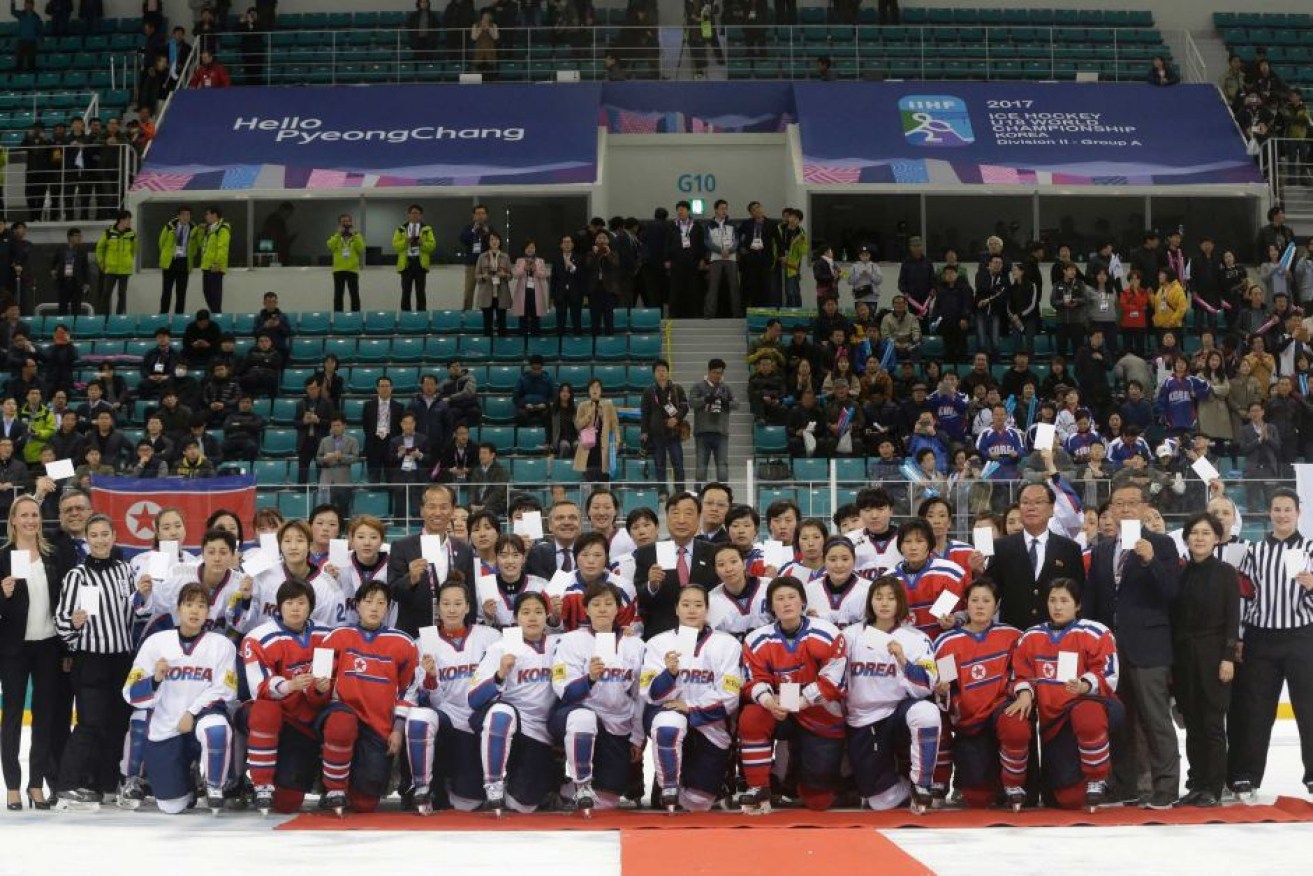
[295,312,332,335]
[262,429,298,457]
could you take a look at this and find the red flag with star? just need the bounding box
[89,475,257,551]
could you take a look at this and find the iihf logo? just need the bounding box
[899,95,974,147]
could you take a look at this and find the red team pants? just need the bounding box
[321,709,382,813]
[738,704,839,811]
[1049,700,1112,810]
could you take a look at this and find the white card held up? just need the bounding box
[328,538,350,569]
[972,526,996,557]
[547,569,574,598]
[243,551,275,577]
[1191,456,1221,484]
[937,655,958,683]
[45,458,76,480]
[862,625,893,651]
[1222,542,1248,569]
[593,631,617,664]
[1056,651,1079,682]
[417,625,442,657]
[655,540,678,570]
[930,589,959,619]
[312,648,335,678]
[10,548,31,578]
[1283,551,1308,581]
[778,682,802,712]
[476,574,500,606]
[501,626,525,656]
[147,550,172,581]
[762,540,793,569]
[379,542,391,553]
[1120,519,1142,546]
[1033,422,1056,451]
[78,586,101,617]
[259,533,280,559]
[420,534,444,564]
[512,511,544,541]
[676,625,699,660]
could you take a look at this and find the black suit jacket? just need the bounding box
[634,539,719,640]
[362,398,405,461]
[385,533,476,634]
[986,530,1086,631]
[0,539,78,656]
[1085,530,1180,668]
[526,540,573,582]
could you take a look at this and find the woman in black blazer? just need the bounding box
[0,494,76,810]
[1173,511,1241,808]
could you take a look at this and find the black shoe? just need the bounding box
[28,790,53,810]
[1143,791,1178,810]
[1190,791,1220,808]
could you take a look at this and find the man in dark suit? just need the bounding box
[526,500,583,581]
[973,480,1085,631]
[1084,482,1181,809]
[362,374,404,484]
[696,482,732,544]
[386,412,429,523]
[386,483,476,632]
[635,492,718,639]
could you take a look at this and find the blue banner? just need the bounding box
[136,84,601,191]
[599,81,795,133]
[794,82,1262,186]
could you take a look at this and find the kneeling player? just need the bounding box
[1012,578,1120,811]
[405,578,498,813]
[842,576,942,813]
[550,581,645,813]
[932,578,1030,810]
[469,591,560,814]
[318,581,420,815]
[122,582,238,815]
[240,578,331,814]
[738,576,846,813]
[640,584,743,811]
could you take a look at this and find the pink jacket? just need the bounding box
[511,257,550,317]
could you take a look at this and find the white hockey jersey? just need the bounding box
[552,628,645,742]
[146,566,246,636]
[479,574,550,629]
[417,624,500,732]
[707,577,772,637]
[336,553,395,628]
[468,634,560,745]
[805,573,874,627]
[239,564,345,634]
[640,627,743,749]
[123,629,238,741]
[840,622,937,727]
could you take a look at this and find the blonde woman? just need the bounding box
[573,378,621,483]
[0,495,77,810]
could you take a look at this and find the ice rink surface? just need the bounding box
[1,723,1308,876]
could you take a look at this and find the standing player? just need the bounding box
[778,517,828,582]
[236,520,343,633]
[550,581,645,814]
[337,515,391,628]
[405,579,499,814]
[850,487,901,573]
[706,543,770,638]
[841,576,941,813]
[127,507,200,583]
[477,534,549,630]
[921,497,974,583]
[932,578,1030,810]
[469,591,560,814]
[318,581,421,815]
[556,533,639,634]
[1012,578,1120,811]
[738,576,847,813]
[641,585,742,811]
[240,578,331,815]
[122,582,238,815]
[804,536,873,627]
[888,519,967,638]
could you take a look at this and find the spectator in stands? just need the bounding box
[313,353,344,412]
[437,358,481,431]
[685,0,722,78]
[293,377,333,485]
[667,200,705,317]
[514,355,554,430]
[18,387,53,464]
[388,411,428,517]
[189,48,231,88]
[748,357,786,427]
[165,25,192,93]
[407,0,440,60]
[139,55,171,114]
[138,327,177,400]
[362,375,403,484]
[220,395,263,463]
[1220,55,1247,106]
[1259,245,1292,301]
[574,378,620,483]
[469,10,499,74]
[236,332,281,398]
[200,361,239,428]
[316,414,359,515]
[879,294,921,363]
[474,230,512,337]
[172,437,215,478]
[42,325,75,397]
[410,372,446,453]
[128,438,168,476]
[0,400,24,451]
[47,411,83,463]
[547,233,584,337]
[1240,400,1282,510]
[48,228,90,317]
[6,222,32,313]
[433,419,471,484]
[467,443,509,516]
[511,240,548,338]
[586,230,621,337]
[328,213,364,313]
[1051,261,1087,359]
[1119,269,1151,358]
[1146,55,1179,87]
[703,199,741,318]
[182,309,222,368]
[824,378,863,457]
[157,206,201,315]
[458,204,495,311]
[547,383,577,460]
[896,236,934,327]
[199,207,231,313]
[931,264,969,364]
[11,0,41,72]
[94,211,135,316]
[1151,267,1188,346]
[639,359,686,496]
[252,291,291,359]
[73,446,115,487]
[236,7,265,86]
[690,358,736,486]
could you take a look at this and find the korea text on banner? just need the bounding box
[89,475,257,552]
[794,81,1264,186]
[136,84,602,190]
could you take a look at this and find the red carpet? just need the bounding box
[278,797,1313,831]
[622,828,933,876]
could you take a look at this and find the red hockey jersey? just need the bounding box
[321,624,421,738]
[932,622,1022,733]
[891,558,967,638]
[242,619,333,726]
[937,540,975,587]
[1012,619,1118,735]
[558,572,638,633]
[743,617,848,738]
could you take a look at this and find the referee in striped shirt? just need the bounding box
[51,514,146,806]
[1228,487,1313,797]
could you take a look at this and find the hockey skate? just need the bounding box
[1004,786,1026,813]
[908,784,933,815]
[322,789,347,817]
[929,783,948,810]
[54,788,102,812]
[412,785,433,817]
[737,786,771,815]
[660,786,680,814]
[483,780,506,818]
[117,777,146,811]
[205,787,225,817]
[253,786,274,816]
[1229,781,1257,804]
[574,780,596,818]
[1085,780,1107,812]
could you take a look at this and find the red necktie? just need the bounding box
[677,546,690,588]
[561,549,573,573]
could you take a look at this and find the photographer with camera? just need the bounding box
[586,230,621,337]
[328,212,365,313]
[690,358,738,487]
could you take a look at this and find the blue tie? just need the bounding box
[1028,537,1039,577]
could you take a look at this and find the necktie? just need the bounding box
[561,549,573,573]
[1028,537,1039,578]
[1116,543,1131,582]
[677,547,690,588]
